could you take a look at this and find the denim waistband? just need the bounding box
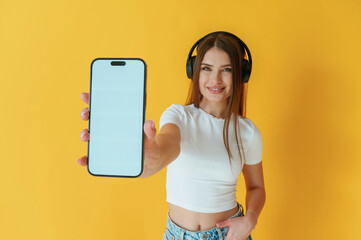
[166,202,244,240]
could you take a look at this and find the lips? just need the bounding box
[207,87,225,94]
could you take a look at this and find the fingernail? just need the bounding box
[77,159,81,164]
[81,133,86,139]
[81,111,86,118]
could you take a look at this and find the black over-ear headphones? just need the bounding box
[186,31,252,83]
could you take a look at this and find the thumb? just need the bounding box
[216,220,230,228]
[144,119,156,140]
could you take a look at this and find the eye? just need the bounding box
[201,67,211,71]
[223,68,232,72]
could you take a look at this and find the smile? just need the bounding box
[207,87,225,94]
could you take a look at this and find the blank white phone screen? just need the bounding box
[88,59,146,177]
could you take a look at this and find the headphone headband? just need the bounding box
[186,31,252,83]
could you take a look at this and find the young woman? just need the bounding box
[78,31,265,240]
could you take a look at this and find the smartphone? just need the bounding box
[87,58,146,178]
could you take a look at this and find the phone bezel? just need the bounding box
[87,58,147,178]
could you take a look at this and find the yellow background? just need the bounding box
[1,0,360,239]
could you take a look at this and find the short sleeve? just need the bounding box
[159,104,183,131]
[244,121,263,165]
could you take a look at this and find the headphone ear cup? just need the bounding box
[186,56,196,80]
[242,59,251,83]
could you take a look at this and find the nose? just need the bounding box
[210,70,222,84]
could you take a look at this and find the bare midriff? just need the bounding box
[168,202,239,232]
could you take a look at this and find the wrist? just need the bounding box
[245,210,258,229]
[246,209,258,219]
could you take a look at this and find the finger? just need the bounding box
[144,119,156,140]
[80,92,89,105]
[80,129,89,141]
[77,156,88,166]
[80,107,89,120]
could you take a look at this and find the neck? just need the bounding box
[199,100,228,119]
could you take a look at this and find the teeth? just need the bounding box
[210,88,222,91]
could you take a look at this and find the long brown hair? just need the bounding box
[185,32,248,170]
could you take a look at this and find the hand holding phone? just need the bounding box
[78,58,160,178]
[78,92,160,176]
[86,58,150,177]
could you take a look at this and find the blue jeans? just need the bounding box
[163,202,253,240]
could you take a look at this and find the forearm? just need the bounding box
[155,133,180,167]
[245,187,266,222]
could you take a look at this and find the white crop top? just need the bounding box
[159,103,263,213]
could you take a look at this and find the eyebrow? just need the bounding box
[201,63,232,67]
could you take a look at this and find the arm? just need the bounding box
[215,161,265,238]
[139,123,181,178]
[242,161,266,227]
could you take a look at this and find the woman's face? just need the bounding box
[199,47,233,107]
